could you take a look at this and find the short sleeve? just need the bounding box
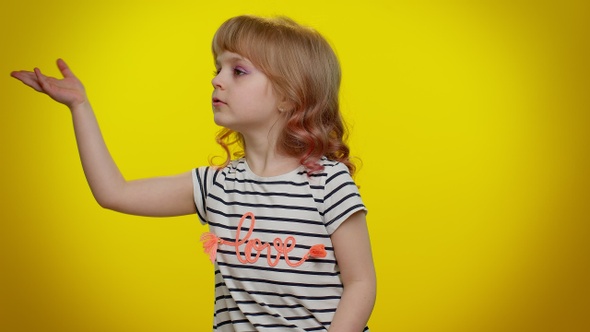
[321,162,367,235]
[192,166,216,225]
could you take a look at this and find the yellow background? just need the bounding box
[1,0,589,331]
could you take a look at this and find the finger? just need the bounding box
[57,58,76,79]
[34,67,52,93]
[10,71,43,92]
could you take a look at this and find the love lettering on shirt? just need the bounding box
[200,212,327,267]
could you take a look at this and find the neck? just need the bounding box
[241,132,300,177]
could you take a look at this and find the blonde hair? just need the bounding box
[211,15,355,175]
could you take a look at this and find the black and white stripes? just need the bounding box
[193,158,368,331]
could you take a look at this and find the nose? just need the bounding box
[211,72,223,89]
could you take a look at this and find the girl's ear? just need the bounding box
[278,99,295,113]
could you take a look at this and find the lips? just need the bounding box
[212,97,226,107]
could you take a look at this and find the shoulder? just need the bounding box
[318,157,346,170]
[305,157,357,191]
[314,158,365,232]
[195,159,246,179]
[316,157,353,182]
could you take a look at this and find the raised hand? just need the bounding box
[11,58,87,109]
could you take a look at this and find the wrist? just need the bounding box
[69,100,93,117]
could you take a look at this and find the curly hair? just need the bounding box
[211,15,356,175]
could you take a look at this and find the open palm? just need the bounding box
[11,58,87,109]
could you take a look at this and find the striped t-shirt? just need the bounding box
[192,158,368,331]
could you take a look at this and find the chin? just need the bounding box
[212,113,226,126]
[213,116,236,132]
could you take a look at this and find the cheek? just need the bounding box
[244,86,276,107]
[262,85,279,106]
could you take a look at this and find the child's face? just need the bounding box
[212,51,281,135]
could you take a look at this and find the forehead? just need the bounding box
[215,51,251,65]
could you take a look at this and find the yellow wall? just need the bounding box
[1,0,588,331]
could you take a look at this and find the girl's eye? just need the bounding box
[233,67,248,76]
[212,67,248,77]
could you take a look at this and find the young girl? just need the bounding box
[11,15,376,332]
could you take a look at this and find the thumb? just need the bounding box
[56,58,76,78]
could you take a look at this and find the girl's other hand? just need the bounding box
[11,58,88,109]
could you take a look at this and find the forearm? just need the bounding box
[328,279,376,332]
[70,101,125,208]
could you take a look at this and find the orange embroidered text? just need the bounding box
[200,212,327,267]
